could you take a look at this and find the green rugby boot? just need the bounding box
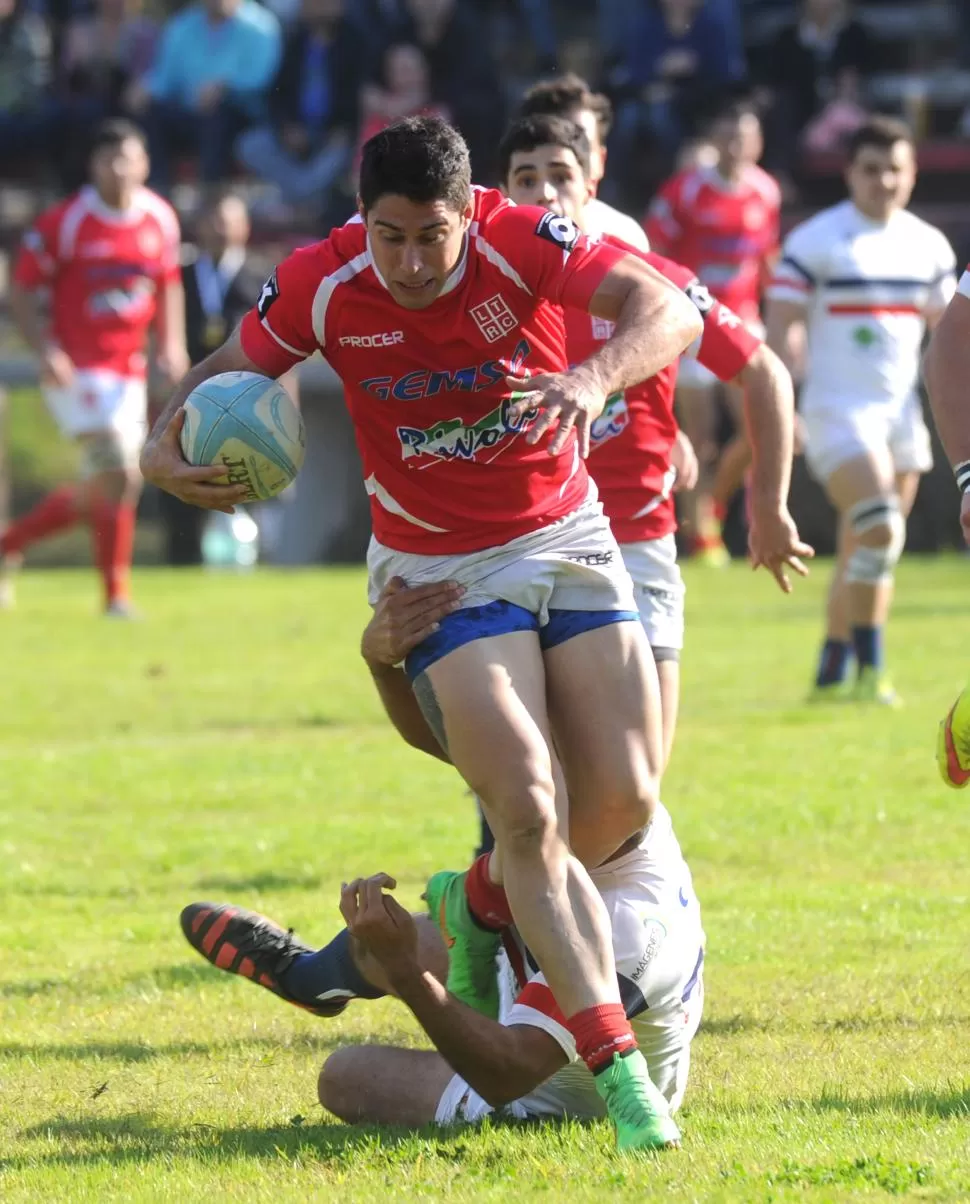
[595,1049,682,1153]
[425,869,501,1019]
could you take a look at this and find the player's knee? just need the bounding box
[845,495,905,584]
[602,772,658,835]
[485,772,559,854]
[318,1049,363,1122]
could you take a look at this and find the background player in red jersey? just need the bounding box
[500,113,808,767]
[140,115,718,1153]
[3,120,188,615]
[646,96,781,565]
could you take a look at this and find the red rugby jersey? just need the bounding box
[239,188,628,554]
[574,246,761,544]
[13,185,181,378]
[644,165,780,325]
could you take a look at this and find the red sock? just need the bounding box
[567,1003,637,1074]
[464,853,514,930]
[91,497,136,606]
[0,486,80,555]
[712,500,728,525]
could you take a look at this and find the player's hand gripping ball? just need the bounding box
[179,371,305,500]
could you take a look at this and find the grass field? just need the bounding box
[1,560,969,1202]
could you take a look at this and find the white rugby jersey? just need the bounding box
[768,200,956,413]
[585,197,650,252]
[498,803,704,1114]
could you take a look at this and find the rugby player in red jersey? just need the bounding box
[501,113,808,765]
[646,97,781,564]
[142,116,803,1152]
[4,120,187,615]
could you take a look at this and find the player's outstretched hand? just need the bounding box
[362,576,464,667]
[670,429,699,492]
[748,504,814,593]
[339,873,418,976]
[140,407,250,514]
[506,368,607,458]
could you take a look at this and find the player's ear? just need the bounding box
[461,195,474,229]
[356,194,366,222]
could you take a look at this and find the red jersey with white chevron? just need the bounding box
[13,185,181,378]
[570,246,761,543]
[239,189,627,554]
[645,165,780,324]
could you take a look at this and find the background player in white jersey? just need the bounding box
[179,587,704,1135]
[766,117,956,704]
[923,267,970,784]
[517,74,650,251]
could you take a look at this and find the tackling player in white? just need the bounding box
[766,116,956,704]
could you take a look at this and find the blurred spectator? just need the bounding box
[159,191,265,564]
[127,0,281,189]
[388,0,503,180]
[0,0,53,172]
[57,0,158,184]
[607,0,746,198]
[760,0,872,170]
[355,42,449,174]
[236,0,364,221]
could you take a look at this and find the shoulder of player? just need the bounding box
[133,188,181,238]
[747,165,781,207]
[895,207,953,251]
[784,202,845,250]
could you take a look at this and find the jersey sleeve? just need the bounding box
[643,178,683,255]
[156,203,183,285]
[13,206,63,288]
[767,219,826,305]
[481,202,628,315]
[926,230,958,316]
[239,244,323,377]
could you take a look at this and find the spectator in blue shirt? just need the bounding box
[128,0,281,188]
[235,0,366,221]
[605,0,745,202]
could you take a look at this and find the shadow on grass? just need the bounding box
[202,714,339,733]
[1,960,260,1001]
[193,871,322,894]
[5,1111,471,1172]
[799,1084,970,1120]
[0,1031,345,1064]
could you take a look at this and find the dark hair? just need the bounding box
[88,118,147,158]
[498,115,592,185]
[706,92,762,132]
[519,73,613,140]
[846,114,914,161]
[358,115,471,213]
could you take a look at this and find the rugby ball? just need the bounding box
[180,372,305,501]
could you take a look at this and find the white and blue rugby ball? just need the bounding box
[180,371,305,501]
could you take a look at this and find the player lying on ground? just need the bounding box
[923,263,970,786]
[181,581,704,1132]
[767,115,957,705]
[143,116,802,1152]
[3,119,188,615]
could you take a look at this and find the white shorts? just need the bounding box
[367,492,637,627]
[620,534,685,654]
[802,397,933,483]
[434,977,704,1127]
[44,370,147,443]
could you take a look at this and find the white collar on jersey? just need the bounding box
[79,184,148,225]
[365,231,469,300]
[700,164,752,195]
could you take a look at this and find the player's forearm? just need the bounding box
[9,285,50,358]
[924,297,970,467]
[156,281,187,359]
[385,962,562,1106]
[736,344,795,508]
[583,273,703,397]
[764,304,805,380]
[366,661,450,763]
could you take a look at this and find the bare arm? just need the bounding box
[925,292,970,469]
[764,296,808,381]
[9,281,74,388]
[153,279,190,386]
[343,878,566,1107]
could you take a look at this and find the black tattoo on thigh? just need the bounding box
[413,672,449,755]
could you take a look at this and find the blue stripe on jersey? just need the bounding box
[825,277,933,289]
[780,255,815,284]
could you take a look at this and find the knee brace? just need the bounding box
[844,495,905,584]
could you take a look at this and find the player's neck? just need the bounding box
[94,186,136,213]
[852,200,899,226]
[715,162,745,188]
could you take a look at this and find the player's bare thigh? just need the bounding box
[824,446,896,519]
[544,619,662,868]
[319,1046,453,1126]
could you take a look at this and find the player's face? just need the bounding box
[90,136,149,204]
[363,193,474,309]
[846,141,916,221]
[504,145,592,229]
[712,113,762,171]
[573,107,606,185]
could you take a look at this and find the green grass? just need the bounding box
[1,560,969,1202]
